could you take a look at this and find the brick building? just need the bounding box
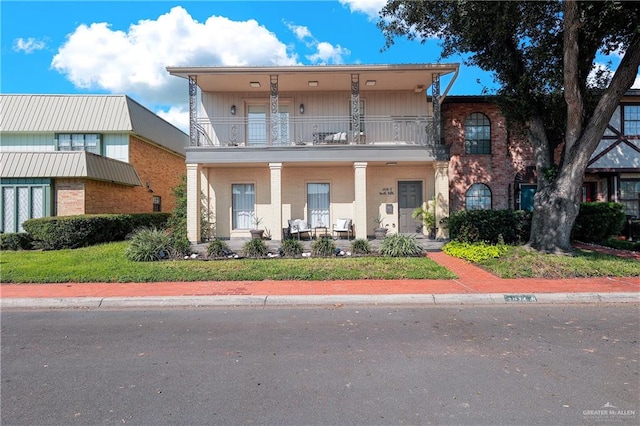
[0,94,188,232]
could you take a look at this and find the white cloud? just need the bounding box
[633,74,640,89]
[13,37,46,53]
[285,22,312,42]
[339,0,387,20]
[306,42,351,65]
[156,105,190,134]
[50,6,300,128]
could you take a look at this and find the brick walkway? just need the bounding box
[1,245,638,299]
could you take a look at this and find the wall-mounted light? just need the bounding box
[365,80,377,86]
[230,105,236,115]
[299,103,305,114]
[385,162,397,166]
[145,182,154,193]
[249,81,261,88]
[308,81,319,87]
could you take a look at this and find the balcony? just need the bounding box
[193,116,439,148]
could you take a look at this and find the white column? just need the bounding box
[433,161,450,239]
[353,162,367,239]
[186,163,201,244]
[269,163,283,241]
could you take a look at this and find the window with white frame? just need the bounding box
[620,180,640,217]
[464,113,491,154]
[232,184,255,229]
[466,183,492,210]
[307,183,330,228]
[57,134,101,154]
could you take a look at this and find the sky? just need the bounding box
[2,0,638,133]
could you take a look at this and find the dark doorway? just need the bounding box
[398,181,423,233]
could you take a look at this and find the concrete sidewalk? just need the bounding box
[2,245,638,309]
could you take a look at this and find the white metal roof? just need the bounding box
[0,94,187,156]
[0,151,143,186]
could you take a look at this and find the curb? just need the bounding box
[1,292,638,310]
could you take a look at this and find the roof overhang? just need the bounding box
[166,64,460,93]
[0,151,142,186]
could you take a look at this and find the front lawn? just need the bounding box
[475,245,640,279]
[0,241,457,283]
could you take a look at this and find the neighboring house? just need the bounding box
[166,64,460,242]
[441,96,536,212]
[584,90,640,217]
[0,94,188,233]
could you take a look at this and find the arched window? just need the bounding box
[464,113,491,154]
[466,183,492,210]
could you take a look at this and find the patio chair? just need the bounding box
[288,219,311,240]
[332,218,353,240]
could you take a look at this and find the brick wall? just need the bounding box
[443,101,535,212]
[55,179,85,216]
[82,136,185,214]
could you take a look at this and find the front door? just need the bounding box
[398,181,422,233]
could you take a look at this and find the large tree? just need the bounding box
[379,0,640,253]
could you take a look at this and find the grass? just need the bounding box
[0,241,456,283]
[475,245,640,279]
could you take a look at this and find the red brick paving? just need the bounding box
[1,246,638,300]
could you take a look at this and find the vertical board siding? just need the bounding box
[0,133,56,151]
[103,134,129,162]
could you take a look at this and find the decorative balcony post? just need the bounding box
[351,74,360,143]
[431,73,441,144]
[270,75,279,146]
[189,75,197,147]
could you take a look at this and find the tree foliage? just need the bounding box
[379,0,640,253]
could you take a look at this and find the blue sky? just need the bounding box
[2,0,636,132]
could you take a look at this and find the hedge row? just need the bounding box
[444,209,532,244]
[445,202,627,245]
[21,213,171,250]
[571,202,626,243]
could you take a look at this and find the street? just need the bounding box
[2,304,638,425]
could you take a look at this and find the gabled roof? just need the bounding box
[0,151,142,186]
[0,94,187,156]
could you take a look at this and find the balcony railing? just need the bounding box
[193,116,438,147]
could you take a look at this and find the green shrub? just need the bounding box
[572,202,626,243]
[443,241,509,262]
[281,239,303,257]
[23,213,170,250]
[601,238,640,252]
[0,232,33,251]
[378,234,424,257]
[125,227,173,262]
[242,238,269,258]
[207,239,231,258]
[311,237,336,257]
[445,209,532,244]
[350,238,372,255]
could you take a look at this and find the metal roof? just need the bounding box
[0,94,187,156]
[0,151,142,186]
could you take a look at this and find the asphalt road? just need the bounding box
[2,304,639,425]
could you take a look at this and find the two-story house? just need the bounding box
[0,94,188,233]
[167,64,638,245]
[167,64,460,243]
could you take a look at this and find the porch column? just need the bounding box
[189,75,197,147]
[433,161,449,239]
[270,75,279,145]
[269,162,283,241]
[351,74,360,143]
[186,163,202,244]
[353,162,367,239]
[431,73,441,144]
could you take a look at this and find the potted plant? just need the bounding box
[249,214,265,239]
[373,214,388,239]
[412,199,436,239]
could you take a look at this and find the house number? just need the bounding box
[379,187,395,195]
